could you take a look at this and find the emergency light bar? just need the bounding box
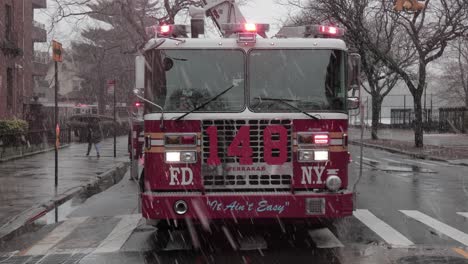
[146,24,189,38]
[221,23,270,43]
[221,23,270,39]
[275,25,345,39]
[306,25,345,38]
[221,23,270,33]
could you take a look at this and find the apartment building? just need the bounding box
[0,0,47,119]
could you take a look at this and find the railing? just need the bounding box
[439,107,467,133]
[0,129,72,160]
[32,20,46,30]
[33,51,49,64]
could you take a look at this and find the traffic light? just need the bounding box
[394,0,425,12]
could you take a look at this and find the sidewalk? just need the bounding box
[0,136,129,230]
[349,127,468,165]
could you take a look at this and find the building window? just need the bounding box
[6,68,13,108]
[5,4,12,41]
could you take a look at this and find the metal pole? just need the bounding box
[366,96,369,127]
[424,85,427,123]
[114,82,116,158]
[54,61,58,187]
[403,95,406,125]
[54,61,59,224]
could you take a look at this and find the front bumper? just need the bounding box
[141,191,353,220]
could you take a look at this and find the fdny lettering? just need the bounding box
[169,167,193,186]
[300,166,339,184]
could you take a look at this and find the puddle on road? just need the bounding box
[34,197,85,225]
[365,161,436,174]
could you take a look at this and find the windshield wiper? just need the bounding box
[252,97,319,120]
[175,85,235,121]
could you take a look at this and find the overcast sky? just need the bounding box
[35,0,298,49]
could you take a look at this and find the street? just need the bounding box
[1,144,467,264]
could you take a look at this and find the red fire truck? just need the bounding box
[130,0,361,234]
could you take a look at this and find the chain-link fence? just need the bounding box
[350,93,467,132]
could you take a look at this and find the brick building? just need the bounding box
[0,0,47,120]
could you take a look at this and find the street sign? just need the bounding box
[52,40,63,62]
[55,124,60,149]
[107,79,116,95]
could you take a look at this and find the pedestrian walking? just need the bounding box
[86,123,102,158]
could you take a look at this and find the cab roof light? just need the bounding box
[305,25,345,38]
[244,23,257,32]
[159,25,171,34]
[145,24,189,38]
[221,23,270,34]
[320,26,337,35]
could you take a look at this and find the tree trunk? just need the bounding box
[413,93,424,148]
[465,91,468,108]
[371,96,382,140]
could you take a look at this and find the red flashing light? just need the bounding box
[314,134,329,145]
[160,25,171,34]
[244,23,257,32]
[135,102,142,107]
[320,26,338,35]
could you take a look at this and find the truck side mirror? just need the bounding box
[348,53,361,91]
[135,55,145,90]
[347,97,360,110]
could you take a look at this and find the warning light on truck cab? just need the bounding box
[160,25,171,34]
[314,134,329,145]
[320,26,338,35]
[244,23,257,32]
[306,25,345,38]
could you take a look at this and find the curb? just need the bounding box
[0,144,71,163]
[0,161,130,244]
[349,140,468,166]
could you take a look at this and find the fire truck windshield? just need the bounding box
[146,49,245,113]
[249,49,346,112]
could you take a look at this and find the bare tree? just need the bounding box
[290,0,414,139]
[366,0,468,147]
[437,37,468,107]
[48,0,204,113]
[299,0,468,147]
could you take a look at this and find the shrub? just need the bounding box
[0,119,29,135]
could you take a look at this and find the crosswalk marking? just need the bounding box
[457,212,468,219]
[10,210,468,256]
[400,210,468,246]
[308,228,344,248]
[353,209,414,247]
[93,214,142,253]
[23,217,88,256]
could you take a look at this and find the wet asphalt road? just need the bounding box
[0,145,468,263]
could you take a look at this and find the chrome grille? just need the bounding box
[201,119,293,190]
[203,174,292,189]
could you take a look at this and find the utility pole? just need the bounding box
[52,40,63,223]
[114,82,117,158]
[107,79,117,158]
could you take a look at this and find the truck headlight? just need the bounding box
[298,150,314,162]
[165,151,196,163]
[314,150,329,161]
[325,176,342,191]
